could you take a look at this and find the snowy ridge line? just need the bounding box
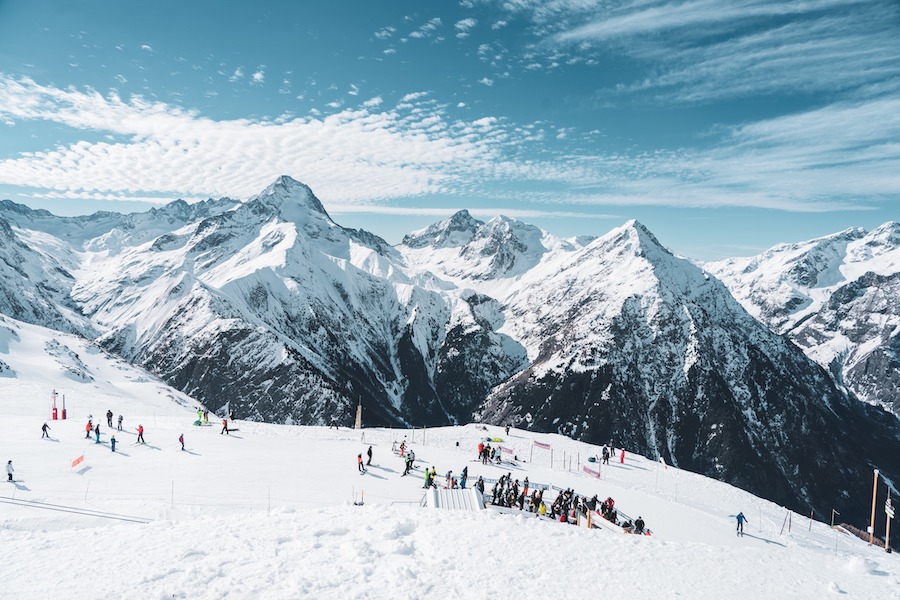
[0,495,151,524]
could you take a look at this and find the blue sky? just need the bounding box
[0,0,898,259]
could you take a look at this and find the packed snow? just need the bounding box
[1,315,898,599]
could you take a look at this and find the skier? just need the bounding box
[179,433,185,451]
[117,414,123,431]
[635,516,646,535]
[423,468,432,488]
[110,435,117,453]
[6,460,13,482]
[94,423,101,444]
[736,512,748,536]
[221,418,229,435]
[366,445,373,466]
[357,453,365,473]
[602,446,610,465]
[137,424,145,444]
[402,454,412,476]
[85,419,93,439]
[41,422,50,439]
[106,409,113,428]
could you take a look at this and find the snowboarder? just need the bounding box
[221,418,229,435]
[85,419,93,439]
[94,423,101,443]
[736,512,748,536]
[106,409,113,428]
[110,435,117,452]
[635,516,646,535]
[137,424,145,444]
[179,433,185,451]
[41,422,50,439]
[197,407,203,423]
[117,415,123,431]
[6,460,13,481]
[358,453,365,473]
[366,445,373,466]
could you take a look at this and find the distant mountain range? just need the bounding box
[706,223,900,416]
[1,175,897,523]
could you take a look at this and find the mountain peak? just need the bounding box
[251,176,330,220]
[400,209,484,249]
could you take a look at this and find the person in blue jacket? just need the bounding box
[736,512,748,536]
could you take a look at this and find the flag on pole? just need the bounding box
[533,440,551,450]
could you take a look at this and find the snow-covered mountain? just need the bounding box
[706,223,900,415]
[1,177,898,524]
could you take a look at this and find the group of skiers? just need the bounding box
[476,441,503,465]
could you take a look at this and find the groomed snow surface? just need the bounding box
[1,323,899,599]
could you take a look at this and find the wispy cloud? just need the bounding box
[455,18,478,38]
[495,0,899,103]
[0,72,898,216]
[409,17,443,40]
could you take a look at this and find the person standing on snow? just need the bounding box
[6,460,13,482]
[357,453,365,473]
[179,434,185,451]
[736,512,748,536]
[137,424,145,444]
[117,415,123,431]
[635,516,646,535]
[106,410,113,428]
[95,423,101,444]
[221,418,229,435]
[110,436,117,453]
[85,419,93,439]
[366,445,373,466]
[41,423,50,439]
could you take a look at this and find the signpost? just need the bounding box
[886,497,894,554]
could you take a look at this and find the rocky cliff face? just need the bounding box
[707,223,900,416]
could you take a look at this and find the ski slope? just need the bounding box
[0,315,898,599]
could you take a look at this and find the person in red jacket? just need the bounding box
[137,424,145,444]
[179,433,185,451]
[85,420,93,439]
[221,419,229,435]
[357,453,365,472]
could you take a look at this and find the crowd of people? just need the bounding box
[384,436,650,536]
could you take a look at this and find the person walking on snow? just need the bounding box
[736,512,748,536]
[106,409,113,428]
[94,423,101,444]
[85,420,93,439]
[137,424,145,444]
[366,445,373,466]
[358,453,365,472]
[41,423,50,439]
[179,434,185,451]
[110,435,117,453]
[221,419,229,435]
[117,415,123,431]
[6,460,13,482]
